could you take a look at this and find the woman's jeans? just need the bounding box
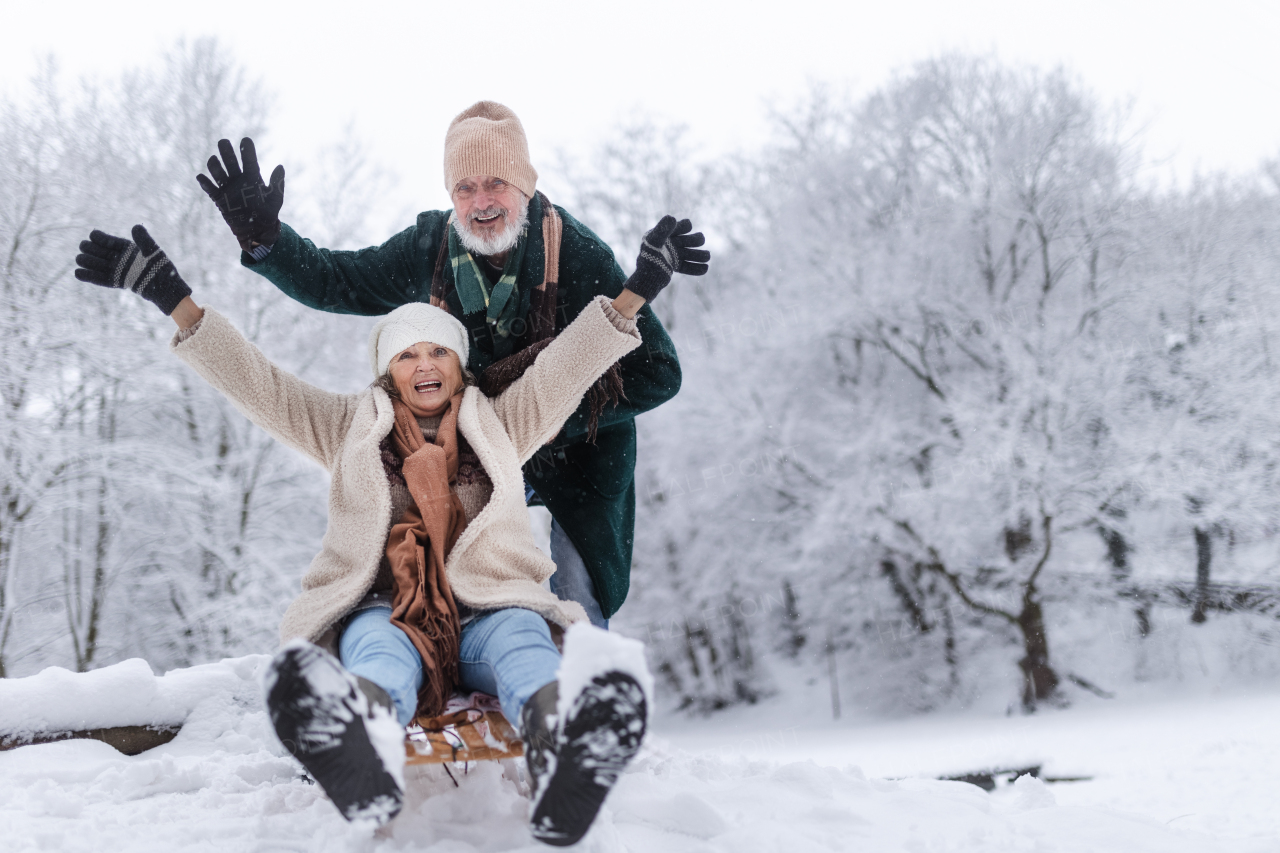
[340,605,561,728]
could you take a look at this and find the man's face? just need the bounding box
[451,175,528,256]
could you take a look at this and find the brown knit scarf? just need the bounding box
[432,191,626,442]
[385,395,467,719]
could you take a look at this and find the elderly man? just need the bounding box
[197,102,706,630]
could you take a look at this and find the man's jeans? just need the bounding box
[528,482,609,629]
[549,519,609,629]
[340,605,560,728]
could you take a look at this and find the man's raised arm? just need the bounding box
[197,137,435,316]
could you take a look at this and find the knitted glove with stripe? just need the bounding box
[624,215,710,303]
[196,137,286,254]
[74,225,192,316]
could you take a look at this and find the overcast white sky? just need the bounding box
[3,1,1278,226]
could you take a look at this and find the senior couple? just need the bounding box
[72,102,708,845]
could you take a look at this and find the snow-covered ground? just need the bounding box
[660,684,1280,850]
[1,656,1272,852]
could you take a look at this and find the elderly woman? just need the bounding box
[73,215,705,845]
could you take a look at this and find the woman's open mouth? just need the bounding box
[414,379,443,393]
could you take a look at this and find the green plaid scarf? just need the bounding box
[448,217,528,354]
[433,196,627,441]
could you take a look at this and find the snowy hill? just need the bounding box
[2,656,1264,851]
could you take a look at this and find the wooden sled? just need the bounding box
[405,706,524,766]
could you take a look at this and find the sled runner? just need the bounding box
[405,692,524,765]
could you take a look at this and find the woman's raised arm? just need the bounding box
[168,308,357,469]
[74,225,355,469]
[490,296,643,461]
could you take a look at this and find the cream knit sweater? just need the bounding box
[170,296,642,645]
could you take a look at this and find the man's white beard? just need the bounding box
[453,198,529,257]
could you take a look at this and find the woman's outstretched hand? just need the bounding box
[615,216,709,317]
[75,225,199,324]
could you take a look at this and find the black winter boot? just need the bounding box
[523,672,647,847]
[264,640,405,826]
[521,680,560,794]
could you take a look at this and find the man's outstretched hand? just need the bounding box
[74,225,192,316]
[196,137,285,254]
[624,216,710,304]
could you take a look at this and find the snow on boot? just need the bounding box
[521,680,560,794]
[526,624,651,847]
[264,639,406,826]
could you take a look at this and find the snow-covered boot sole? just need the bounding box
[264,640,404,826]
[529,671,647,847]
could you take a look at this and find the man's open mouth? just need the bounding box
[472,210,504,224]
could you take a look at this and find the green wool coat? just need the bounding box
[241,193,681,617]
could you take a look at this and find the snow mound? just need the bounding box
[0,657,1240,852]
[0,655,269,742]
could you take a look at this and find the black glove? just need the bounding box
[624,216,710,303]
[74,225,192,316]
[196,137,285,253]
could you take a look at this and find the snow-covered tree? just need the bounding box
[588,56,1280,714]
[0,41,388,676]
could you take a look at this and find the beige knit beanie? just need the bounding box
[443,101,538,199]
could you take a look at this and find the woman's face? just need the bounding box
[388,341,463,418]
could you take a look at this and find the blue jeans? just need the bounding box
[527,482,609,629]
[550,519,609,629]
[340,605,561,728]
